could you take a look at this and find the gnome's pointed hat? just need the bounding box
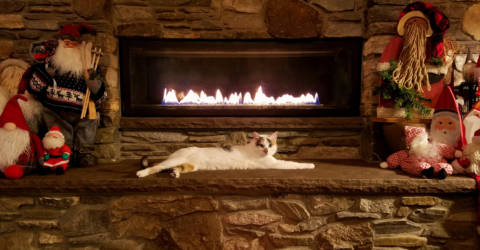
[0,95,29,131]
[432,86,466,147]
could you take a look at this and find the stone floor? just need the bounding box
[0,160,475,195]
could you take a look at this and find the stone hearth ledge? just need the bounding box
[0,160,475,195]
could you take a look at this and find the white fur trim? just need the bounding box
[0,59,29,73]
[377,62,390,72]
[47,130,64,138]
[380,162,388,169]
[426,64,449,75]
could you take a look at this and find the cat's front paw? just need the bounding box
[303,163,315,169]
[136,169,150,178]
[170,169,181,178]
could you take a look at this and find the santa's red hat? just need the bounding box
[0,95,29,131]
[405,126,426,146]
[46,126,64,138]
[56,24,96,41]
[397,2,449,59]
[431,86,466,147]
[472,129,480,144]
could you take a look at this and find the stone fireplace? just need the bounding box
[0,0,479,249]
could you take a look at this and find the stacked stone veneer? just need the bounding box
[0,0,478,161]
[0,194,477,249]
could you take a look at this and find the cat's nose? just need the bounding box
[263,148,268,154]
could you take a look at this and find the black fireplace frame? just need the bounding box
[120,38,362,117]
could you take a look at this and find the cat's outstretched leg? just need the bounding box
[136,158,186,178]
[170,163,196,178]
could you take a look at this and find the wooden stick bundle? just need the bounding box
[80,43,102,119]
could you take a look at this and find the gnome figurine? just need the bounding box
[41,126,71,175]
[0,95,43,179]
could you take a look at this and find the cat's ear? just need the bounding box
[253,132,260,140]
[271,131,278,142]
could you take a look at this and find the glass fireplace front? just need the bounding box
[120,38,362,117]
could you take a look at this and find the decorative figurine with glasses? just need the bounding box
[18,24,106,167]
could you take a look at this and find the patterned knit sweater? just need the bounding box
[25,63,105,113]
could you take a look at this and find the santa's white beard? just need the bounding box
[409,134,441,160]
[50,40,84,78]
[430,129,459,147]
[43,135,64,150]
[0,128,30,171]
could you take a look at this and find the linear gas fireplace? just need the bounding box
[120,38,362,117]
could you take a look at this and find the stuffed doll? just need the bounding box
[380,126,456,179]
[40,126,71,175]
[0,95,43,179]
[452,129,480,176]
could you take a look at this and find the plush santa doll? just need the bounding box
[380,126,456,179]
[0,95,43,179]
[376,2,453,118]
[41,126,71,175]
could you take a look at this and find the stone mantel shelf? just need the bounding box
[0,160,475,195]
[120,117,366,130]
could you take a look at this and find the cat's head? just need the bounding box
[250,131,278,156]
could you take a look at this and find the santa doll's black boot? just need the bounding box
[437,169,447,180]
[421,167,435,178]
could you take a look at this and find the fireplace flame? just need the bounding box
[163,86,319,105]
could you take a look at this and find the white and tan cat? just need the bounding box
[136,132,315,178]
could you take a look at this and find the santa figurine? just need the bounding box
[380,126,456,179]
[41,126,71,175]
[19,24,105,167]
[376,2,453,118]
[429,86,465,149]
[0,95,43,179]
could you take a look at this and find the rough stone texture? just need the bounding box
[373,219,423,235]
[265,0,319,38]
[38,197,80,209]
[374,235,428,247]
[0,232,35,250]
[114,6,155,22]
[317,223,373,249]
[0,0,25,13]
[291,145,360,159]
[110,195,218,221]
[59,205,109,236]
[336,211,382,219]
[73,0,106,19]
[168,213,222,250]
[401,196,438,206]
[223,210,282,226]
[223,0,264,13]
[0,197,34,211]
[462,4,480,40]
[324,22,363,37]
[359,198,396,214]
[0,15,23,29]
[115,22,163,37]
[270,200,310,221]
[269,233,315,248]
[122,131,188,143]
[310,196,355,215]
[408,207,448,223]
[363,35,394,56]
[312,0,355,12]
[39,232,64,244]
[221,198,267,211]
[112,215,163,239]
[16,219,59,229]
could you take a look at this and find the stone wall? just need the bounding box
[0,0,478,161]
[0,193,476,249]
